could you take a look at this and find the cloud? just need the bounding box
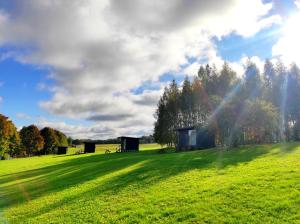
[272,12,300,66]
[0,96,3,104]
[35,118,151,139]
[87,114,133,122]
[0,0,279,138]
[15,112,32,120]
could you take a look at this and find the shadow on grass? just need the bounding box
[1,142,292,218]
[277,141,300,154]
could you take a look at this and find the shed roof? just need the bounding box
[118,136,140,139]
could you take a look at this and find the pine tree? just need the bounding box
[180,76,193,126]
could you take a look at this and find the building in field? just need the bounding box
[57,146,68,155]
[118,136,139,152]
[176,126,215,151]
[84,142,96,153]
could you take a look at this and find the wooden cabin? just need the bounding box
[84,142,96,153]
[176,126,215,151]
[118,136,139,152]
[57,146,68,155]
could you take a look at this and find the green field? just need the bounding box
[67,143,160,154]
[1,143,299,223]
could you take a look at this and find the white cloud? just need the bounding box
[0,0,279,138]
[35,118,152,139]
[272,12,300,66]
[16,113,32,120]
[0,96,3,104]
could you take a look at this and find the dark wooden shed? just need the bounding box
[57,146,68,155]
[176,126,215,151]
[84,142,96,153]
[118,136,139,152]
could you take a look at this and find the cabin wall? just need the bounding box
[196,129,215,149]
[177,128,216,151]
[177,130,190,151]
[57,146,68,155]
[84,143,95,153]
[121,138,139,151]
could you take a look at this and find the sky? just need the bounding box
[0,0,300,139]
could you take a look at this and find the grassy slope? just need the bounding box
[0,143,299,223]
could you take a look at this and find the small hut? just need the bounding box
[176,126,215,151]
[84,142,96,153]
[57,146,68,155]
[118,136,139,152]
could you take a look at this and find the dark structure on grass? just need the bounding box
[84,142,96,153]
[176,126,215,151]
[57,146,68,155]
[118,136,139,152]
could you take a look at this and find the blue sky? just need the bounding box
[0,0,299,139]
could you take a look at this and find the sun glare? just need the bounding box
[283,13,300,40]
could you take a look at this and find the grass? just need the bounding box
[0,143,299,223]
[67,143,161,154]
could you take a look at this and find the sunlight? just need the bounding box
[279,73,288,142]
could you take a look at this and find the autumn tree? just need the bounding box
[20,125,44,156]
[0,114,20,158]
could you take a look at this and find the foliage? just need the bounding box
[0,114,20,158]
[0,114,70,158]
[55,130,68,146]
[20,125,44,156]
[154,60,300,147]
[40,127,59,154]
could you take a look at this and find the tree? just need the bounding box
[243,60,262,100]
[67,137,73,146]
[20,125,44,156]
[166,79,180,145]
[55,130,68,146]
[154,59,300,148]
[40,127,58,154]
[241,100,279,144]
[217,62,237,97]
[154,87,170,146]
[0,114,20,158]
[180,76,193,126]
[191,76,206,124]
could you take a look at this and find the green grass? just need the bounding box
[67,143,161,154]
[0,143,299,223]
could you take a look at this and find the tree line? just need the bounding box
[154,60,300,147]
[71,135,154,145]
[0,114,69,159]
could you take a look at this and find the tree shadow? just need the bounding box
[1,143,283,218]
[277,141,300,154]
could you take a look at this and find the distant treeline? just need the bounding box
[0,114,155,159]
[0,114,70,159]
[71,135,154,145]
[154,60,300,147]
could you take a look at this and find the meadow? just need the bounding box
[67,143,160,154]
[0,143,299,223]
